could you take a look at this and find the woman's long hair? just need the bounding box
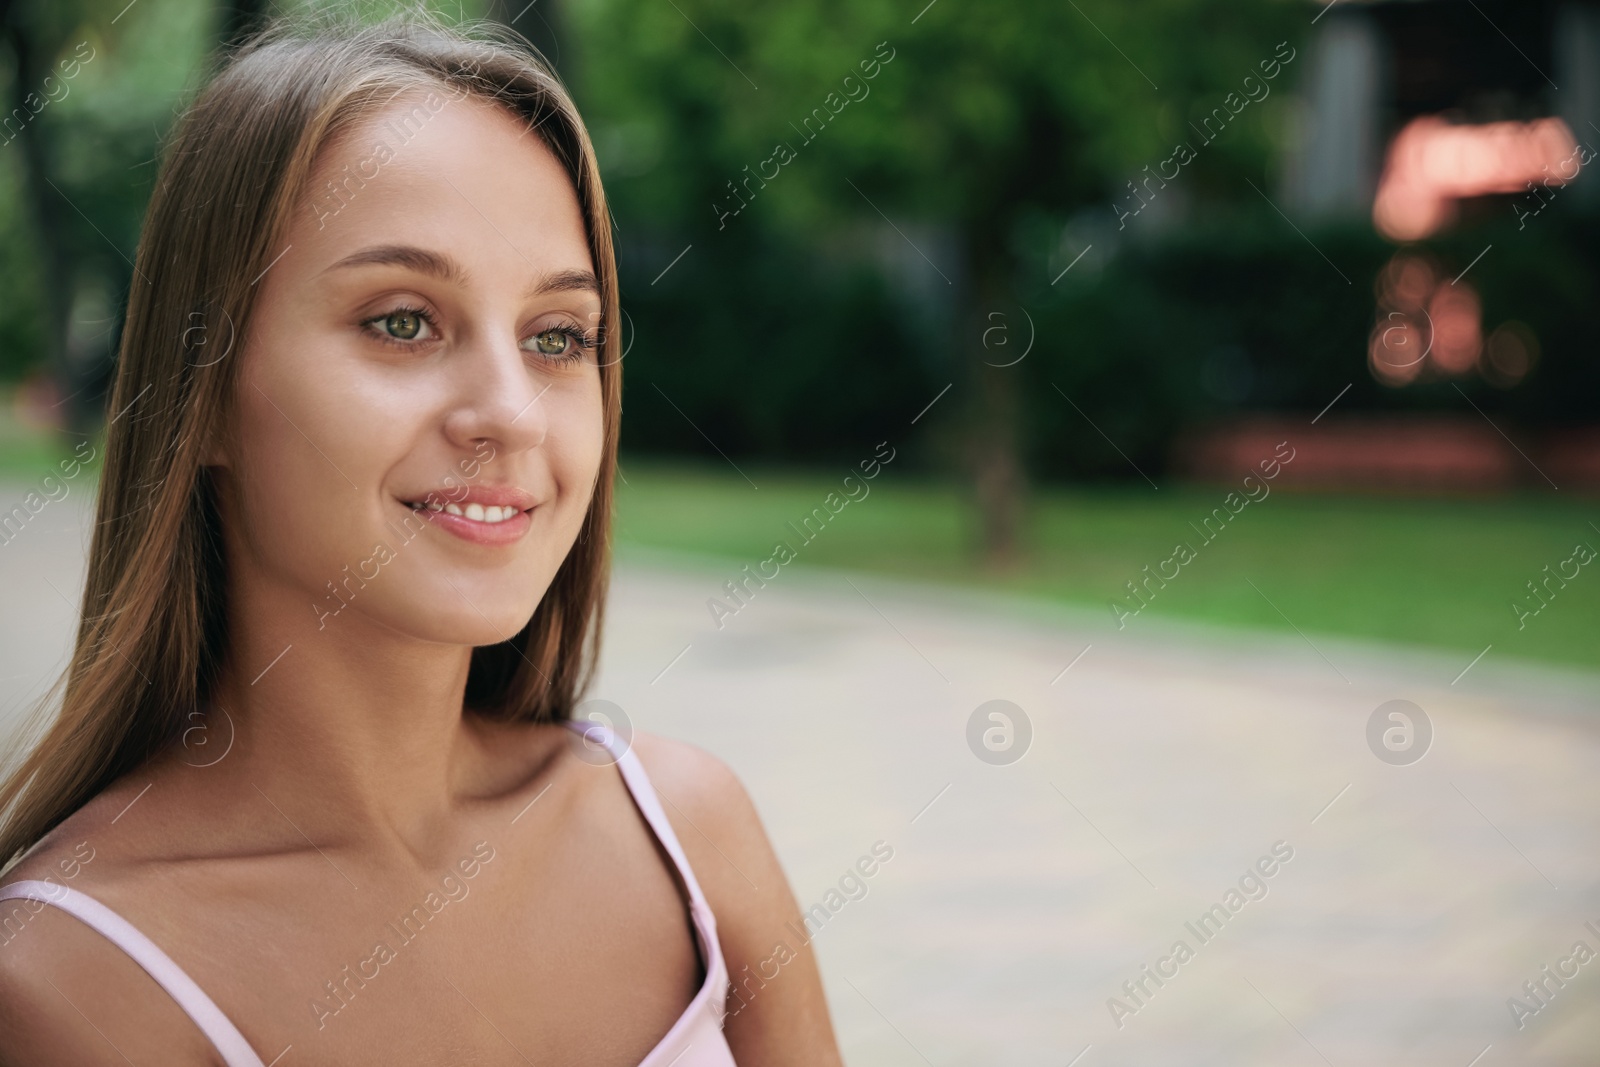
[0,15,622,870]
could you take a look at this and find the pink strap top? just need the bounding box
[0,720,736,1066]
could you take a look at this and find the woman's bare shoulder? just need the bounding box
[624,729,788,915]
[625,729,774,854]
[628,729,747,804]
[0,770,154,890]
[0,747,261,923]
[0,770,225,1066]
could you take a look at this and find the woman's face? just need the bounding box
[210,91,605,649]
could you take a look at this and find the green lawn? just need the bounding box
[0,432,77,481]
[615,459,1600,670]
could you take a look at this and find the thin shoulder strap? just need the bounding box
[0,880,268,1067]
[561,721,713,912]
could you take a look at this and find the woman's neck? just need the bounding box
[194,580,524,870]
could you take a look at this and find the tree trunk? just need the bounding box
[1,6,75,428]
[962,224,1026,569]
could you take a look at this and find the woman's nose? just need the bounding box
[440,331,550,456]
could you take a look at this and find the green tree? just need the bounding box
[571,0,1299,563]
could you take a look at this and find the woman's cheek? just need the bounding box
[551,374,604,467]
[237,354,389,588]
[577,381,607,496]
[549,380,604,528]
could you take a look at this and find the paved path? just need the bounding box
[4,483,1599,1065]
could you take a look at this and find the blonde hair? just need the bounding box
[0,15,621,869]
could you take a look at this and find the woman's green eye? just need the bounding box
[528,329,569,355]
[384,311,424,340]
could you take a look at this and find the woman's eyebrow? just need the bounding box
[325,244,467,283]
[322,245,598,299]
[529,268,601,298]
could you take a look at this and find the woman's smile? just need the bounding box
[399,486,539,546]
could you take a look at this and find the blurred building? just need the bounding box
[1286,0,1600,220]
[1178,0,1600,493]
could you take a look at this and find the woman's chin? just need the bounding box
[414,605,537,649]
[314,591,535,650]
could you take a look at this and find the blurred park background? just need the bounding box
[2,0,1598,666]
[4,2,1600,1065]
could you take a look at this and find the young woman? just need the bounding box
[0,17,842,1066]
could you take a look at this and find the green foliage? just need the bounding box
[573,0,1302,232]
[567,0,1325,471]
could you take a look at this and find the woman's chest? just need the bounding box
[241,843,700,1065]
[112,796,707,1064]
[264,911,700,1065]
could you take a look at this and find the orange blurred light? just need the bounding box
[1375,252,1437,313]
[1368,251,1485,387]
[1369,313,1427,386]
[1426,283,1482,374]
[1372,116,1581,241]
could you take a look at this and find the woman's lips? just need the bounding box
[401,499,532,546]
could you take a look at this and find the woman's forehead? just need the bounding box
[290,92,594,287]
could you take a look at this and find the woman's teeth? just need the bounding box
[407,501,522,523]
